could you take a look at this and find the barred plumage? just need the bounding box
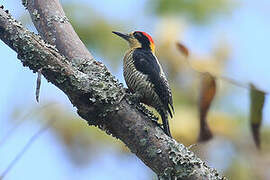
[113,31,174,137]
[124,49,160,105]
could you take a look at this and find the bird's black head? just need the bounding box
[133,31,155,51]
[113,31,155,52]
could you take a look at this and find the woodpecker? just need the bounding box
[113,31,174,137]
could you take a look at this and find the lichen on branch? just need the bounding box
[0,4,226,179]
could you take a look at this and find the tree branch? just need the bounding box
[0,3,226,179]
[23,0,94,65]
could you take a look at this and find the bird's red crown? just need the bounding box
[136,31,155,53]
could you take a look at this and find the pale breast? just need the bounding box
[123,49,162,109]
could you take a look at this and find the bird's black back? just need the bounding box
[132,48,174,117]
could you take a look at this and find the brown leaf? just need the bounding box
[249,84,265,149]
[198,72,216,142]
[176,42,189,58]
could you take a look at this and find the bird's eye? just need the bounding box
[134,31,141,37]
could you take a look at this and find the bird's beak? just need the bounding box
[112,31,130,41]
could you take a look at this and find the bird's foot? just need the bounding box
[124,87,132,94]
[119,88,141,105]
[130,92,142,103]
[136,104,159,124]
[124,90,142,104]
[117,88,133,103]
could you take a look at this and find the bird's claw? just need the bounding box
[130,92,142,103]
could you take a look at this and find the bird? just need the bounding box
[113,30,174,137]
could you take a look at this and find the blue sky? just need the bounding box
[1,0,270,179]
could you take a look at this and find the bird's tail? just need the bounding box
[160,111,171,137]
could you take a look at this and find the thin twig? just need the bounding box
[0,103,57,147]
[219,75,250,90]
[0,119,55,179]
[178,42,269,95]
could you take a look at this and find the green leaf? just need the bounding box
[249,84,265,149]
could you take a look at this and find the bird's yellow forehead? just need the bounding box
[126,31,156,53]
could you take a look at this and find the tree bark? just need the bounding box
[0,2,226,179]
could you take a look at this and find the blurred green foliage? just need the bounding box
[4,1,270,179]
[63,4,127,69]
[148,0,236,24]
[60,2,270,179]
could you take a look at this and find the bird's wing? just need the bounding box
[132,49,174,117]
